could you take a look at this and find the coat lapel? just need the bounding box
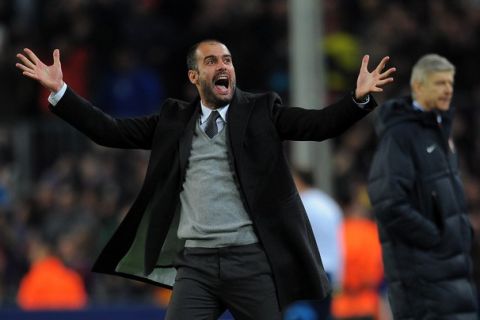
[143,98,198,274]
[178,89,255,172]
[227,88,255,158]
[225,89,258,205]
[176,89,255,200]
[178,99,200,182]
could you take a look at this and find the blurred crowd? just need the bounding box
[1,0,480,317]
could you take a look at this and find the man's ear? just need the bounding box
[188,70,198,84]
[412,80,423,97]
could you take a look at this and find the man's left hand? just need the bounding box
[355,55,396,100]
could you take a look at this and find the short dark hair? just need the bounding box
[186,39,224,71]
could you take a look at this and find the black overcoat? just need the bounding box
[51,87,374,309]
[368,96,478,319]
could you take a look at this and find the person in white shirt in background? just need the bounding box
[287,169,343,320]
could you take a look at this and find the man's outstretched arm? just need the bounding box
[273,55,396,141]
[15,48,158,149]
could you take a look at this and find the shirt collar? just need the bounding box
[412,99,442,124]
[412,100,425,112]
[200,101,229,124]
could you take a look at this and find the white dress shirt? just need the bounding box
[199,102,229,133]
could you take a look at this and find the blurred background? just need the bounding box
[1,0,480,319]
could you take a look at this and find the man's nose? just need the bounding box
[217,60,228,69]
[443,82,452,93]
[217,63,227,70]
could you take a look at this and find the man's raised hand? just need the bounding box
[355,55,396,100]
[16,48,64,93]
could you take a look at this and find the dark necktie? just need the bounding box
[204,110,221,138]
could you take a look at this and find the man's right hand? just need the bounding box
[16,48,64,93]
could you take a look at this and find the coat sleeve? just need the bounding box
[367,133,440,249]
[50,87,159,149]
[270,92,376,141]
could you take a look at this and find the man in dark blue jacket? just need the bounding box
[368,54,478,319]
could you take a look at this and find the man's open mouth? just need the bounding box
[214,75,229,94]
[214,78,229,90]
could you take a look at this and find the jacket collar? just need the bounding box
[177,88,255,175]
[226,88,255,148]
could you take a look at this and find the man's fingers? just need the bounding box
[16,53,36,69]
[380,67,396,79]
[23,48,41,64]
[53,49,61,66]
[375,56,390,73]
[22,71,38,79]
[15,63,34,73]
[376,78,394,87]
[360,54,370,72]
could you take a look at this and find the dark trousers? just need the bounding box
[165,243,282,320]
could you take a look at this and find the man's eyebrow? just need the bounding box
[203,54,231,61]
[203,55,217,61]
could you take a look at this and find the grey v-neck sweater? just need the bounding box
[177,121,258,248]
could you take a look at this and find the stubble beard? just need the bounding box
[199,78,235,109]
